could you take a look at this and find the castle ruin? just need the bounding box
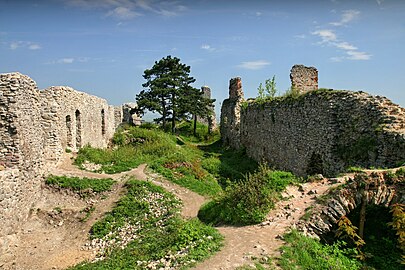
[0,72,140,263]
[221,65,405,176]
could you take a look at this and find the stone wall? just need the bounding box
[40,86,116,165]
[297,171,405,238]
[221,71,405,177]
[220,77,244,149]
[0,72,130,267]
[0,73,45,266]
[290,64,318,93]
[197,86,217,133]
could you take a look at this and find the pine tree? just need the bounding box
[136,56,196,133]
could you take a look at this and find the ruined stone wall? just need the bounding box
[238,90,405,176]
[0,73,45,265]
[221,71,405,176]
[197,86,217,132]
[220,77,244,149]
[290,64,318,93]
[0,72,126,267]
[40,87,116,165]
[297,171,405,238]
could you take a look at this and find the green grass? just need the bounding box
[45,175,116,194]
[74,125,258,198]
[278,230,361,270]
[177,121,220,144]
[198,165,297,225]
[70,179,223,270]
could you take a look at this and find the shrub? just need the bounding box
[45,175,115,194]
[198,165,297,225]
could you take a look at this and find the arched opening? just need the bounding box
[66,115,72,147]
[101,109,106,136]
[75,110,82,148]
[324,204,401,270]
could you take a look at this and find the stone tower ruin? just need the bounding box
[197,86,217,133]
[290,64,318,93]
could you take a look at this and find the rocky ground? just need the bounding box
[13,153,348,270]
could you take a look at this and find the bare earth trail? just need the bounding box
[16,153,348,270]
[15,154,206,270]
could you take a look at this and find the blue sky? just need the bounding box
[1,0,404,120]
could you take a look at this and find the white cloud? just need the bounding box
[335,41,357,50]
[64,0,186,19]
[106,6,141,19]
[346,51,372,60]
[256,12,262,17]
[201,44,215,52]
[28,44,41,50]
[58,58,75,64]
[10,42,20,50]
[237,60,270,70]
[9,41,41,50]
[330,10,360,26]
[294,34,306,39]
[311,29,337,42]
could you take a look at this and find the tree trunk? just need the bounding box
[171,93,176,134]
[358,184,368,239]
[161,96,166,130]
[193,114,197,136]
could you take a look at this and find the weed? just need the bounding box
[278,230,361,270]
[45,175,115,196]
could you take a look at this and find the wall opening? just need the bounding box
[66,115,72,147]
[75,109,82,148]
[306,152,324,175]
[101,109,106,136]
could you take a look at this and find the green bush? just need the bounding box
[279,230,361,270]
[198,165,297,225]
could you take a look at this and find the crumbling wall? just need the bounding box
[0,72,127,267]
[197,86,217,133]
[220,77,244,149]
[221,66,405,177]
[0,73,45,266]
[290,64,318,93]
[297,171,405,238]
[40,87,116,165]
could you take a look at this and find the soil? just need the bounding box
[14,153,349,270]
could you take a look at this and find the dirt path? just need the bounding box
[15,153,350,270]
[14,154,205,270]
[193,177,348,270]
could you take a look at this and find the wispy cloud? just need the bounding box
[64,0,186,19]
[312,29,337,43]
[106,6,141,19]
[237,60,270,70]
[58,58,75,64]
[201,44,215,52]
[346,51,371,60]
[312,29,371,61]
[9,41,41,50]
[330,10,360,26]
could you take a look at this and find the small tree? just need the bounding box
[257,75,277,101]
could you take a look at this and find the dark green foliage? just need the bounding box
[70,179,223,270]
[279,230,361,270]
[198,165,297,225]
[45,175,115,194]
[345,204,403,269]
[177,121,220,144]
[336,136,378,166]
[136,55,212,133]
[199,141,258,186]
